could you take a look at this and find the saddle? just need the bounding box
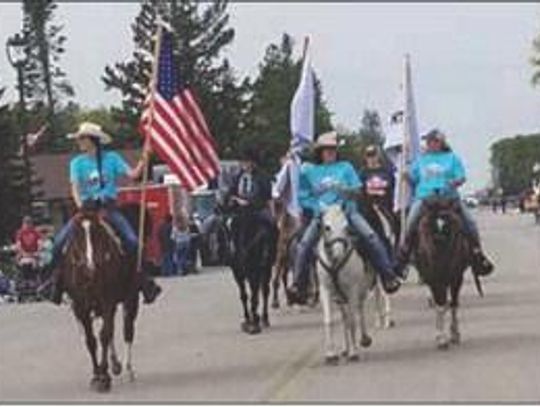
[63,211,124,257]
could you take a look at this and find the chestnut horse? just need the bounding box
[414,196,471,349]
[60,210,139,392]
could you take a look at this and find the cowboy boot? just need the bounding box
[137,263,162,304]
[469,238,494,277]
[395,236,414,279]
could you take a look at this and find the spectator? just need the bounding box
[158,214,174,277]
[14,216,42,263]
[171,213,193,276]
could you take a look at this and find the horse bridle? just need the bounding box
[317,235,354,304]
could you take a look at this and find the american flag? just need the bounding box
[139,28,220,191]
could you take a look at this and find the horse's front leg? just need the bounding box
[123,293,139,382]
[247,270,261,334]
[358,298,373,349]
[95,307,115,392]
[374,276,394,329]
[271,263,281,309]
[320,281,339,364]
[261,265,271,328]
[75,306,99,387]
[449,273,464,345]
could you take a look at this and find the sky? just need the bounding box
[1,2,540,192]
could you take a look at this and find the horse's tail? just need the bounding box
[473,269,484,297]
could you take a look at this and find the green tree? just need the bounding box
[0,90,27,243]
[21,0,74,114]
[490,134,540,195]
[103,0,242,149]
[242,33,333,171]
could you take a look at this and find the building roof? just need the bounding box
[30,149,139,201]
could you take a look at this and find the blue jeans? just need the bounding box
[50,207,139,269]
[404,199,479,241]
[293,207,397,293]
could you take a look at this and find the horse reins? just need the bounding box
[317,236,354,304]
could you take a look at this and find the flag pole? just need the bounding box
[136,23,164,273]
[398,54,410,245]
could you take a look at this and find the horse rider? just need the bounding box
[226,147,278,260]
[358,144,398,240]
[396,128,494,277]
[287,131,403,305]
[40,122,162,305]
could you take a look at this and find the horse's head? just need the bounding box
[321,204,350,260]
[420,197,462,243]
[64,210,124,280]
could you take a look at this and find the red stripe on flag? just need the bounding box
[153,97,209,183]
[151,114,205,188]
[157,94,216,181]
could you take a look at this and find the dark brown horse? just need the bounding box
[229,206,275,334]
[414,196,471,349]
[60,210,139,392]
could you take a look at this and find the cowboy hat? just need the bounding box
[314,131,338,150]
[66,121,112,144]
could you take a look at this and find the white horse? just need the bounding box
[316,204,376,364]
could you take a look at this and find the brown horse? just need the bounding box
[60,210,139,392]
[414,196,471,349]
[271,199,319,308]
[271,200,301,308]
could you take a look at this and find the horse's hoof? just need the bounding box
[450,331,461,345]
[388,319,396,328]
[248,323,262,335]
[262,317,270,328]
[348,353,360,363]
[241,321,250,333]
[271,300,279,309]
[111,361,122,376]
[324,355,340,366]
[360,335,373,348]
[96,377,111,393]
[126,365,136,382]
[90,376,100,391]
[436,335,450,350]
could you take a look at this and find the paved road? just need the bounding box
[1,210,539,403]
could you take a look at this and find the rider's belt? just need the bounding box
[81,198,116,211]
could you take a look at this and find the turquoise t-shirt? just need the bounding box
[410,151,466,201]
[69,151,131,202]
[298,161,361,215]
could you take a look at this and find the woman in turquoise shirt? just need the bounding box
[287,131,402,305]
[397,129,494,277]
[42,122,162,305]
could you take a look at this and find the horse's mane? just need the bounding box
[416,199,469,277]
[62,215,127,302]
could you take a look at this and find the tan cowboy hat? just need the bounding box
[314,131,338,150]
[67,121,112,144]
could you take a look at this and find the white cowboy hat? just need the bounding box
[314,131,338,150]
[66,121,112,144]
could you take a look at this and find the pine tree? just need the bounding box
[0,90,27,243]
[242,33,333,171]
[21,0,74,114]
[103,0,241,148]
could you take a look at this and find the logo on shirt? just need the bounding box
[423,163,445,179]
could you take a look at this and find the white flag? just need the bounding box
[274,37,315,219]
[388,54,421,214]
[290,37,315,154]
